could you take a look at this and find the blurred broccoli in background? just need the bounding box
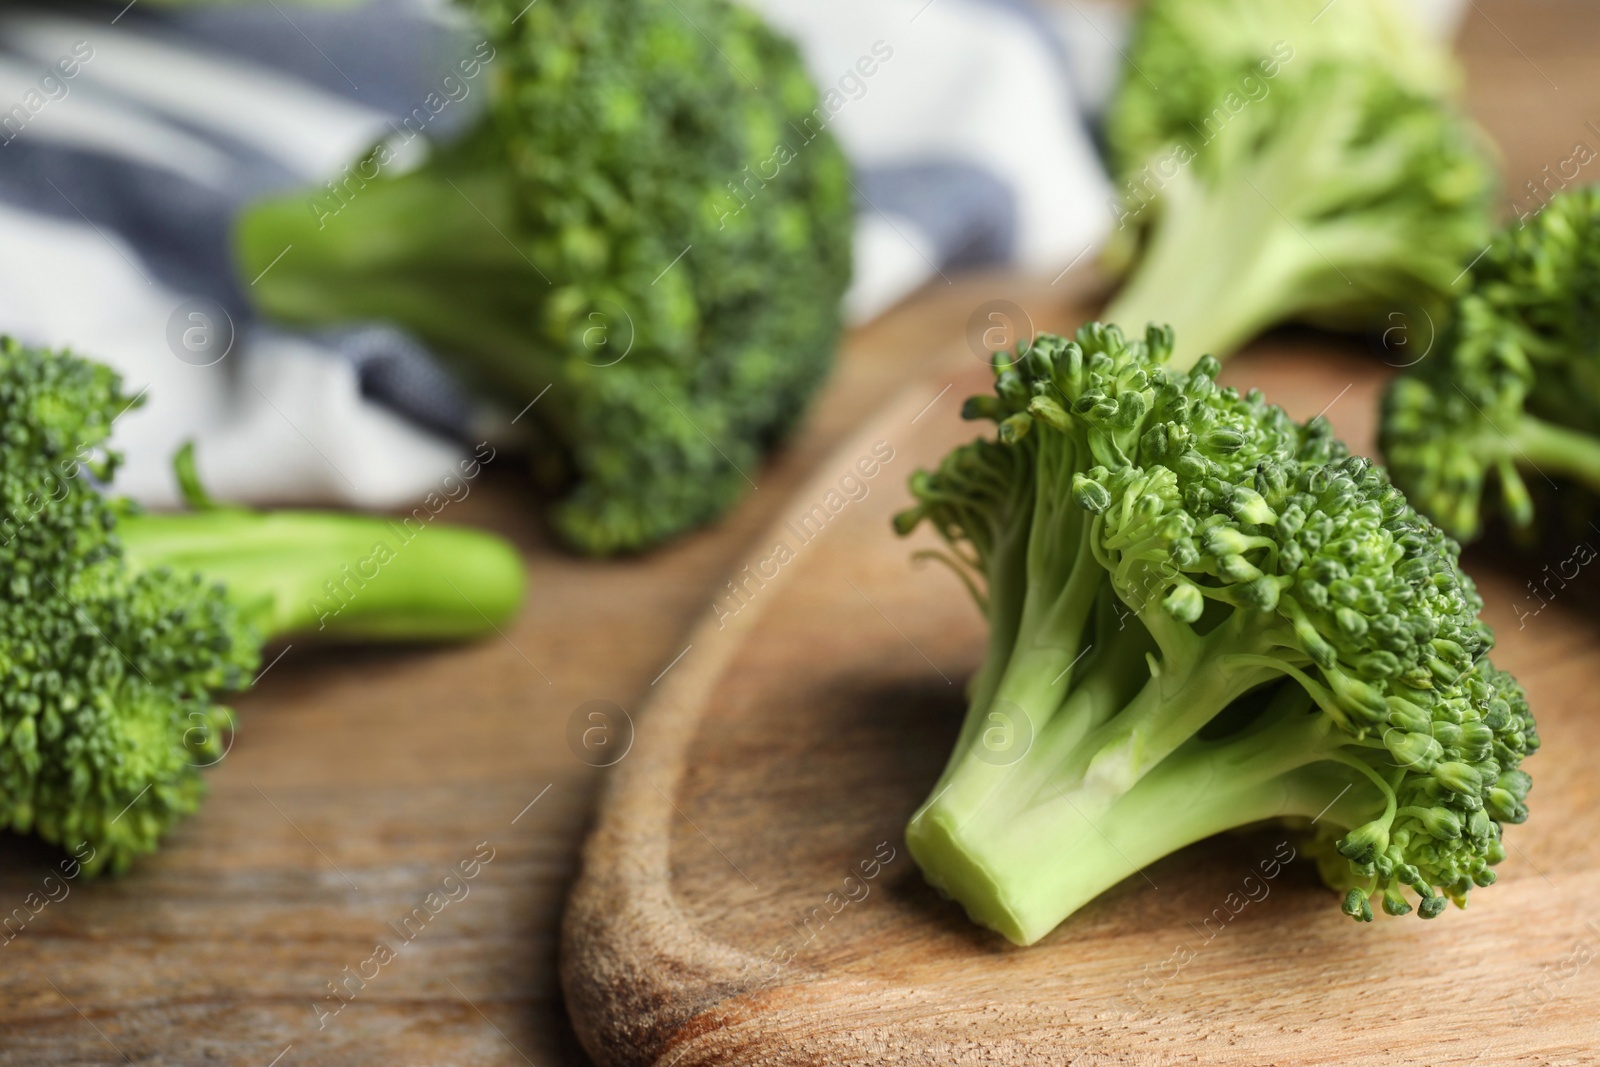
[1383,186,1600,543]
[0,339,525,872]
[238,0,854,555]
[1101,0,1497,369]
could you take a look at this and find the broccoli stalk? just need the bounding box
[119,508,523,642]
[237,0,853,555]
[898,324,1536,945]
[1383,186,1600,541]
[1101,0,1495,369]
[0,339,526,872]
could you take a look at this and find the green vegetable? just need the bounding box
[0,338,526,872]
[1101,0,1496,369]
[895,323,1536,945]
[1382,185,1600,542]
[134,1,355,6]
[237,0,853,555]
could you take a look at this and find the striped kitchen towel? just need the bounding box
[0,0,1114,509]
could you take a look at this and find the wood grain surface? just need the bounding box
[4,3,1598,1064]
[0,265,1110,1066]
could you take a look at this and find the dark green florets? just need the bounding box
[479,0,853,550]
[1310,655,1537,920]
[913,325,1494,709]
[241,0,853,554]
[0,339,257,873]
[898,324,1534,937]
[1383,185,1600,541]
[0,338,532,871]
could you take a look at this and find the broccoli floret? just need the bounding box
[1101,0,1496,368]
[236,0,853,555]
[1383,185,1600,542]
[0,338,526,872]
[895,323,1536,945]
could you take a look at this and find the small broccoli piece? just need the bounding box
[0,338,526,872]
[896,323,1536,945]
[1101,0,1496,368]
[1382,185,1600,542]
[237,0,853,555]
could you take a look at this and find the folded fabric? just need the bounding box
[0,0,1461,512]
[0,2,484,507]
[744,0,1112,320]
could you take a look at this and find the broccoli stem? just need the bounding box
[908,652,1358,944]
[907,590,1351,944]
[1103,168,1327,372]
[909,725,1351,945]
[238,168,558,402]
[1511,413,1600,497]
[117,510,525,642]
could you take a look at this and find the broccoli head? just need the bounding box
[1102,0,1496,368]
[1383,185,1600,542]
[237,0,854,554]
[896,323,1536,945]
[0,338,525,872]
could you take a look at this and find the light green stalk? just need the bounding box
[119,510,525,642]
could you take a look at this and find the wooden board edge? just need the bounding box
[559,378,955,1067]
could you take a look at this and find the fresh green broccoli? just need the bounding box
[236,0,853,555]
[895,323,1536,945]
[1383,185,1600,543]
[0,338,526,873]
[1101,0,1496,369]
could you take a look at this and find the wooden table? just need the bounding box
[4,3,1596,1062]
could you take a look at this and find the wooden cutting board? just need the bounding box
[560,351,1600,1066]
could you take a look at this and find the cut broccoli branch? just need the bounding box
[238,0,853,554]
[0,338,527,872]
[1384,186,1600,541]
[1103,0,1495,369]
[898,323,1536,944]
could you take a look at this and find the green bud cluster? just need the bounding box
[1384,184,1600,541]
[1102,0,1495,368]
[241,0,854,555]
[1108,0,1459,181]
[0,339,530,872]
[900,323,1535,928]
[0,338,258,873]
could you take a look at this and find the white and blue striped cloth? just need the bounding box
[0,0,1461,511]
